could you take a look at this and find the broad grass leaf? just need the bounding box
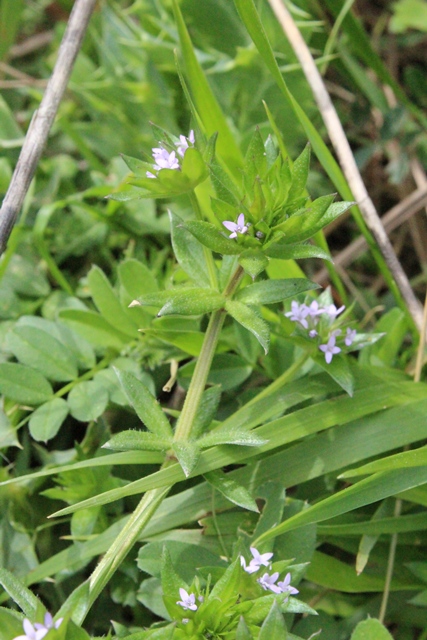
[5,326,78,382]
[29,398,69,442]
[0,363,53,405]
[340,444,427,479]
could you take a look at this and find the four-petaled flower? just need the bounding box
[258,571,282,594]
[285,301,309,329]
[13,613,63,640]
[177,588,198,611]
[323,303,345,319]
[147,148,180,178]
[222,213,249,239]
[176,130,195,157]
[319,335,341,364]
[345,328,356,346]
[241,547,273,574]
[277,572,299,596]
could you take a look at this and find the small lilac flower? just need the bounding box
[146,147,181,178]
[285,301,309,329]
[277,572,299,596]
[176,130,195,157]
[177,588,197,611]
[258,571,282,594]
[319,335,341,364]
[323,303,345,320]
[13,614,63,640]
[223,213,249,239]
[345,328,357,346]
[306,300,324,318]
[240,556,259,574]
[308,329,318,338]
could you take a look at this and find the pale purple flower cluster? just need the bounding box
[240,547,299,597]
[285,300,357,364]
[146,130,195,178]
[223,213,249,239]
[13,613,63,640]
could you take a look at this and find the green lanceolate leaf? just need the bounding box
[169,211,211,287]
[204,469,259,512]
[59,309,131,350]
[0,363,53,406]
[226,300,270,354]
[118,259,158,299]
[258,601,288,640]
[28,398,69,442]
[197,425,267,449]
[236,278,318,305]
[185,220,242,255]
[5,326,78,382]
[238,249,269,280]
[103,430,172,452]
[115,369,173,439]
[88,265,139,338]
[0,567,46,620]
[313,352,354,396]
[263,241,332,262]
[133,288,225,316]
[172,441,200,477]
[161,547,189,620]
[288,144,310,202]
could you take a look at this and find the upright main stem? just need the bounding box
[69,264,244,624]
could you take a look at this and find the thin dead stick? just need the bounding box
[0,0,97,256]
[267,0,423,329]
[314,186,427,284]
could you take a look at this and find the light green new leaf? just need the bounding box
[0,363,53,406]
[204,469,259,512]
[236,616,253,640]
[236,279,318,305]
[68,381,109,422]
[226,300,270,354]
[88,265,139,338]
[287,145,310,202]
[29,398,69,442]
[5,326,78,382]
[258,601,288,640]
[161,547,188,620]
[115,369,173,439]
[169,211,211,287]
[103,430,172,452]
[350,618,394,639]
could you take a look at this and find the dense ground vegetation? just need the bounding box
[0,0,427,638]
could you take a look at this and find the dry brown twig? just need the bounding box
[266,0,423,330]
[0,0,97,256]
